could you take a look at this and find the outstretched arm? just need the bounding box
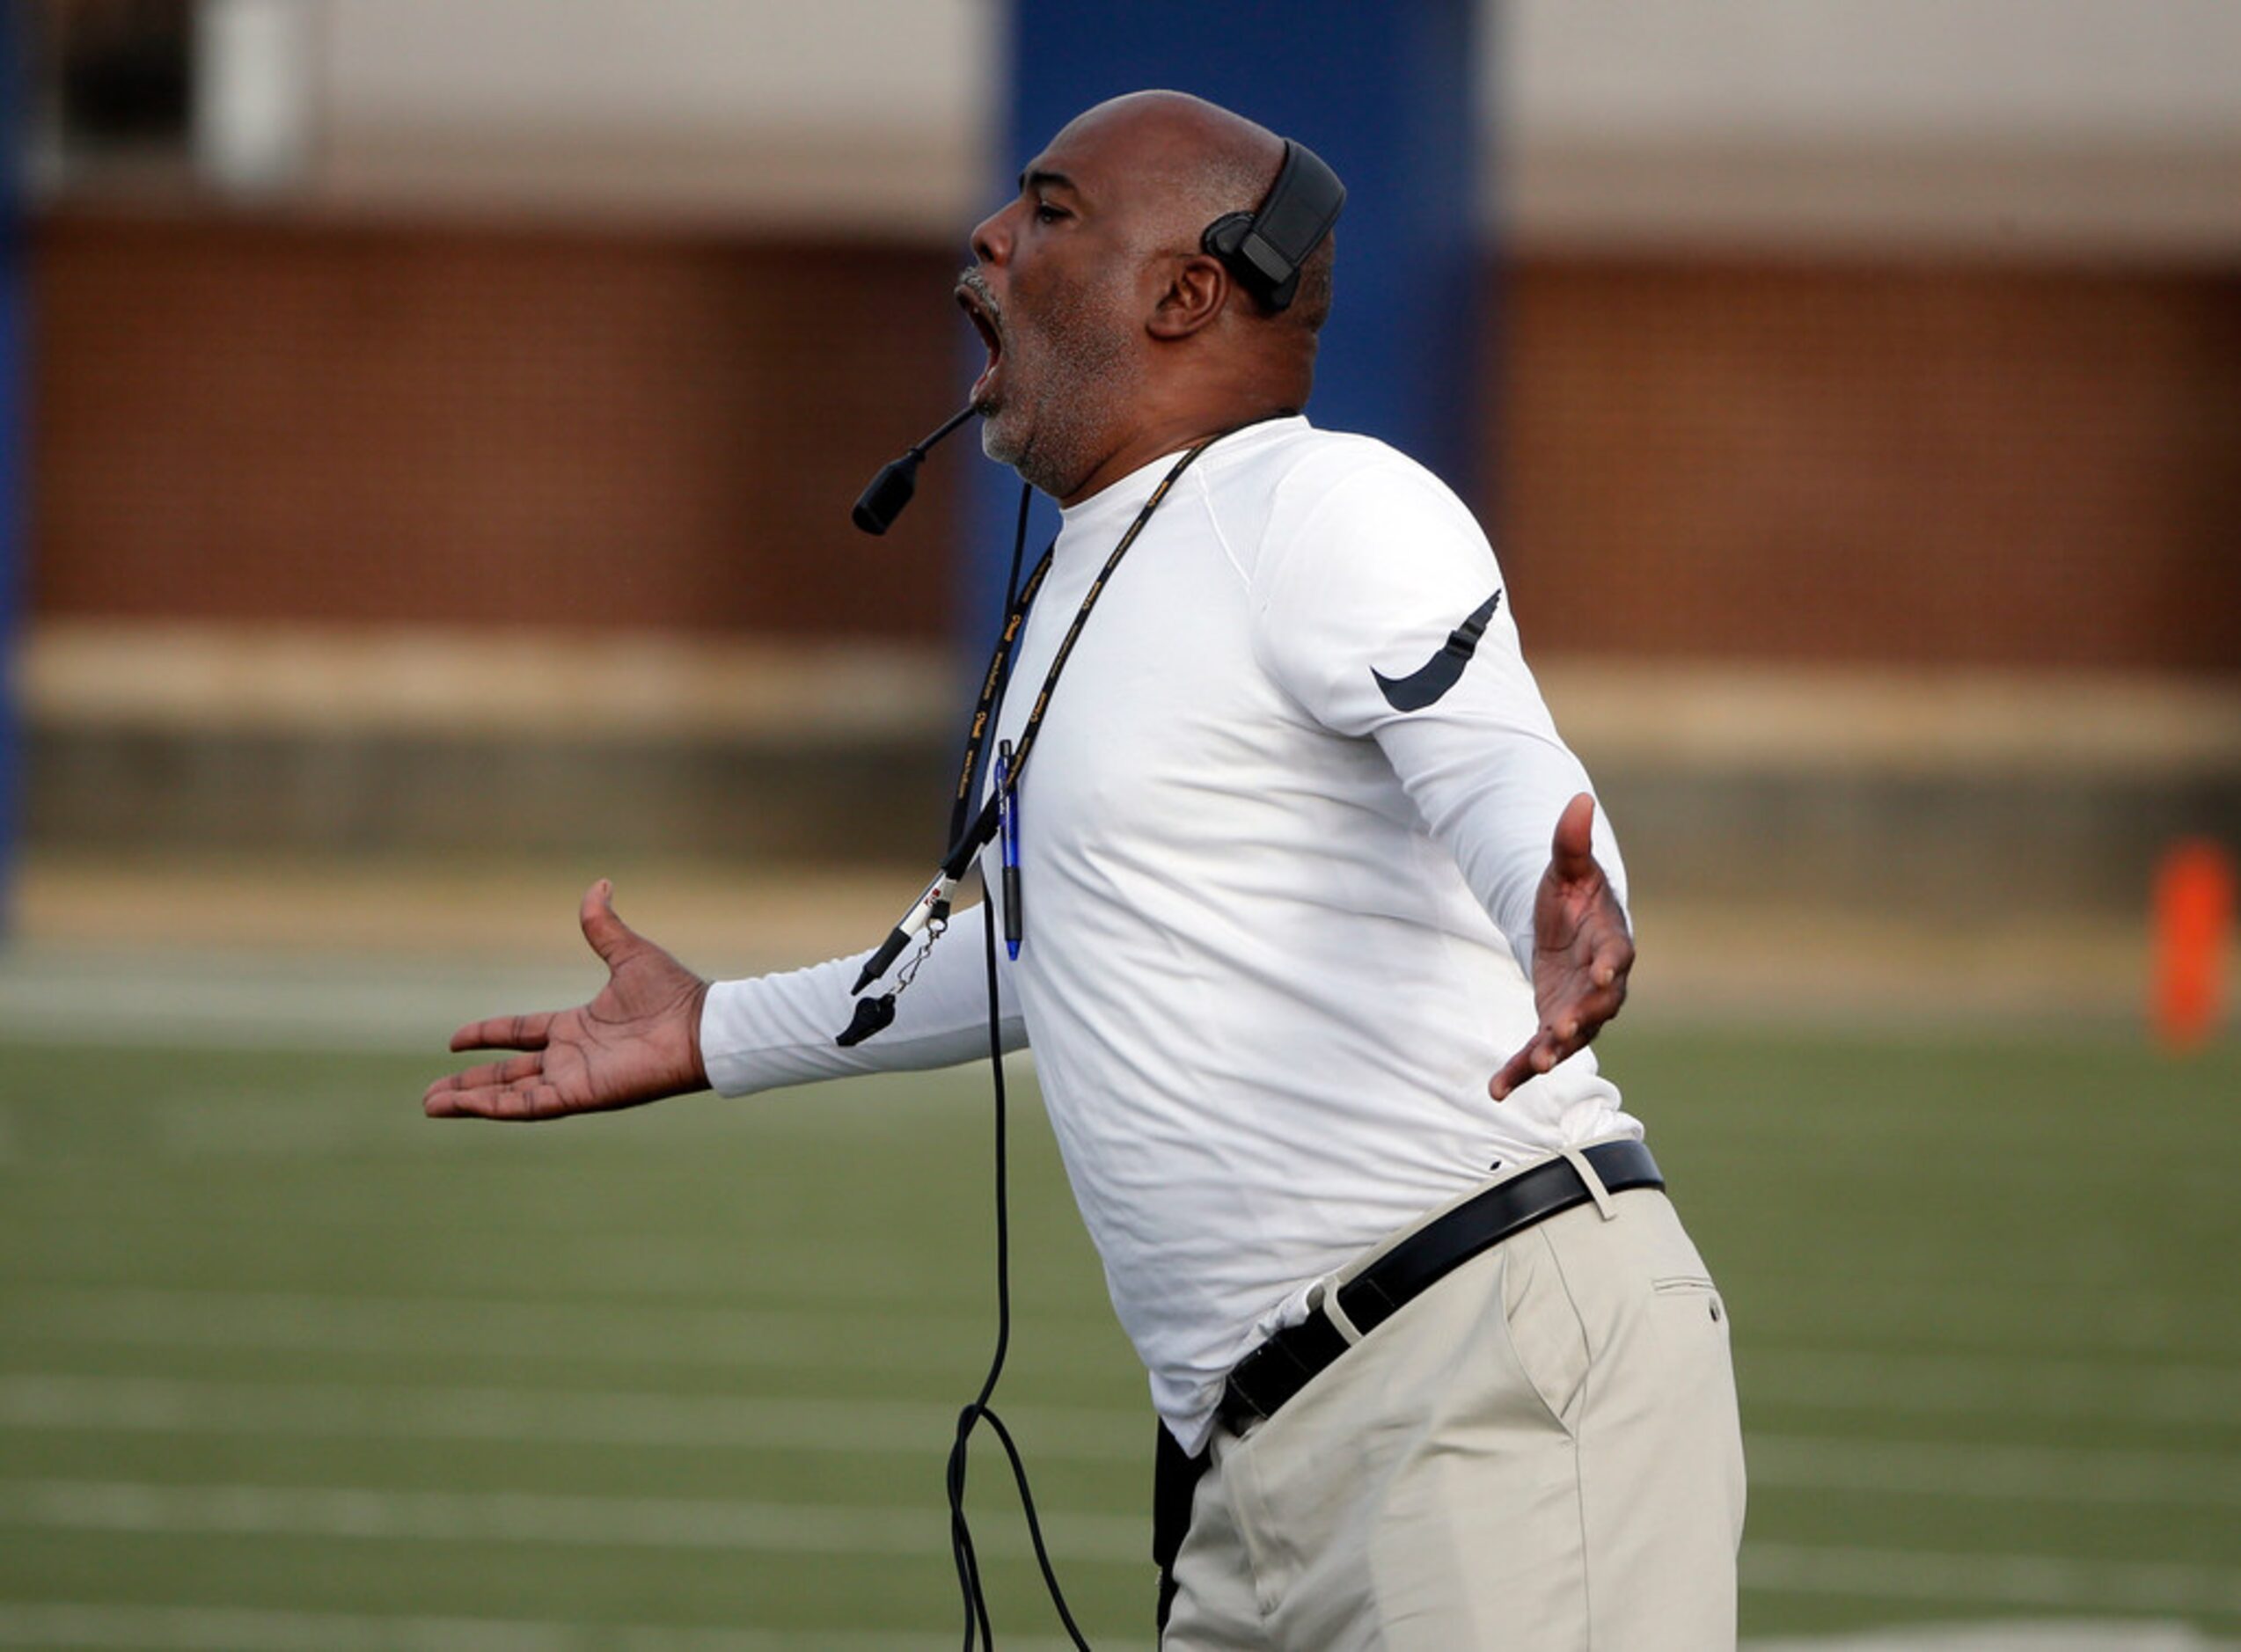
[1488,793,1635,1101]
[1247,457,1633,1103]
[424,880,710,1122]
[425,876,1026,1120]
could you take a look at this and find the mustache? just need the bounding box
[956,268,1004,333]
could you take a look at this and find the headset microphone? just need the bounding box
[852,404,979,535]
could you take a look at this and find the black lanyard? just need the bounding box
[946,436,1214,870]
[839,437,1219,1037]
[948,529,1054,852]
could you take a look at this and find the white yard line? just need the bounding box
[1747,1624,2237,1651]
[0,954,600,1056]
[4,1478,2238,1625]
[0,1284,1058,1371]
[0,1372,1143,1461]
[0,1601,1147,1652]
[0,1605,2224,1652]
[4,1372,2233,1507]
[1746,1432,2241,1506]
[0,1477,1150,1567]
[1746,1542,2241,1618]
[13,1283,2236,1429]
[1743,1347,2241,1428]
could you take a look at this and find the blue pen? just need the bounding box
[997,740,1023,959]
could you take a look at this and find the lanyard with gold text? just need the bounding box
[948,532,1054,853]
[838,437,1217,1042]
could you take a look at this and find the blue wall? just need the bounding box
[958,0,1483,656]
[0,4,27,934]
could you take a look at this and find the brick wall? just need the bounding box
[29,212,2241,673]
[1498,259,2241,672]
[30,214,963,639]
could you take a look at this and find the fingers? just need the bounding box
[423,1054,569,1121]
[1489,1035,1552,1102]
[1569,919,1637,1008]
[1548,792,1600,881]
[1560,936,1634,1042]
[449,1011,554,1054]
[1489,1014,1594,1103]
[429,1052,544,1094]
[1590,931,1636,996]
[449,883,632,1048]
[579,878,642,969]
[1488,1044,1542,1093]
[424,1079,569,1122]
[1490,935,1636,1103]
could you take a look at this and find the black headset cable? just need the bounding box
[943,483,1095,1651]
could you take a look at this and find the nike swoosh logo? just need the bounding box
[1372,589,1503,712]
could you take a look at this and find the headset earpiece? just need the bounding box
[1200,138,1346,313]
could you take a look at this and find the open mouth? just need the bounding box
[956,276,1005,407]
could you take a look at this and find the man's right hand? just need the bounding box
[422,880,711,1122]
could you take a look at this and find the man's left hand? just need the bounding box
[1490,793,1634,1100]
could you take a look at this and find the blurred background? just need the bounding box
[0,3,2236,1648]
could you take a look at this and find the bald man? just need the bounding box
[426,91,1746,1651]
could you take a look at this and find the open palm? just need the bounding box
[1490,793,1635,1101]
[422,881,710,1122]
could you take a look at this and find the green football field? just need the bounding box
[2,983,2237,1649]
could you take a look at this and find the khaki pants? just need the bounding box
[1163,1167,1746,1651]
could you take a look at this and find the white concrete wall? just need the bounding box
[1507,0,2241,145]
[323,0,988,136]
[285,0,2241,252]
[310,0,995,230]
[1503,0,2241,253]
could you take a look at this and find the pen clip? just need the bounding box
[997,740,1023,959]
[996,741,1016,860]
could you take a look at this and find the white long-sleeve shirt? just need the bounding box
[701,417,1641,1451]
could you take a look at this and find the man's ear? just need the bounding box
[1147,253,1228,340]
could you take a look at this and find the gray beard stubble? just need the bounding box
[981,281,1145,499]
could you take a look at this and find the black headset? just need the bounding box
[853,134,1345,536]
[1199,138,1346,312]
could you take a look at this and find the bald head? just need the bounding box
[1051,91,1335,334]
[962,90,1337,503]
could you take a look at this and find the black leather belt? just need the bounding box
[1216,1139,1664,1434]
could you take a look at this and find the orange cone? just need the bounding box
[2151,839,2235,1049]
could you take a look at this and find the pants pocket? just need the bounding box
[1653,1274,1727,1325]
[1499,1229,1593,1433]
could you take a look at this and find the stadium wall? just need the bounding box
[18,210,2241,908]
[26,210,2241,674]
